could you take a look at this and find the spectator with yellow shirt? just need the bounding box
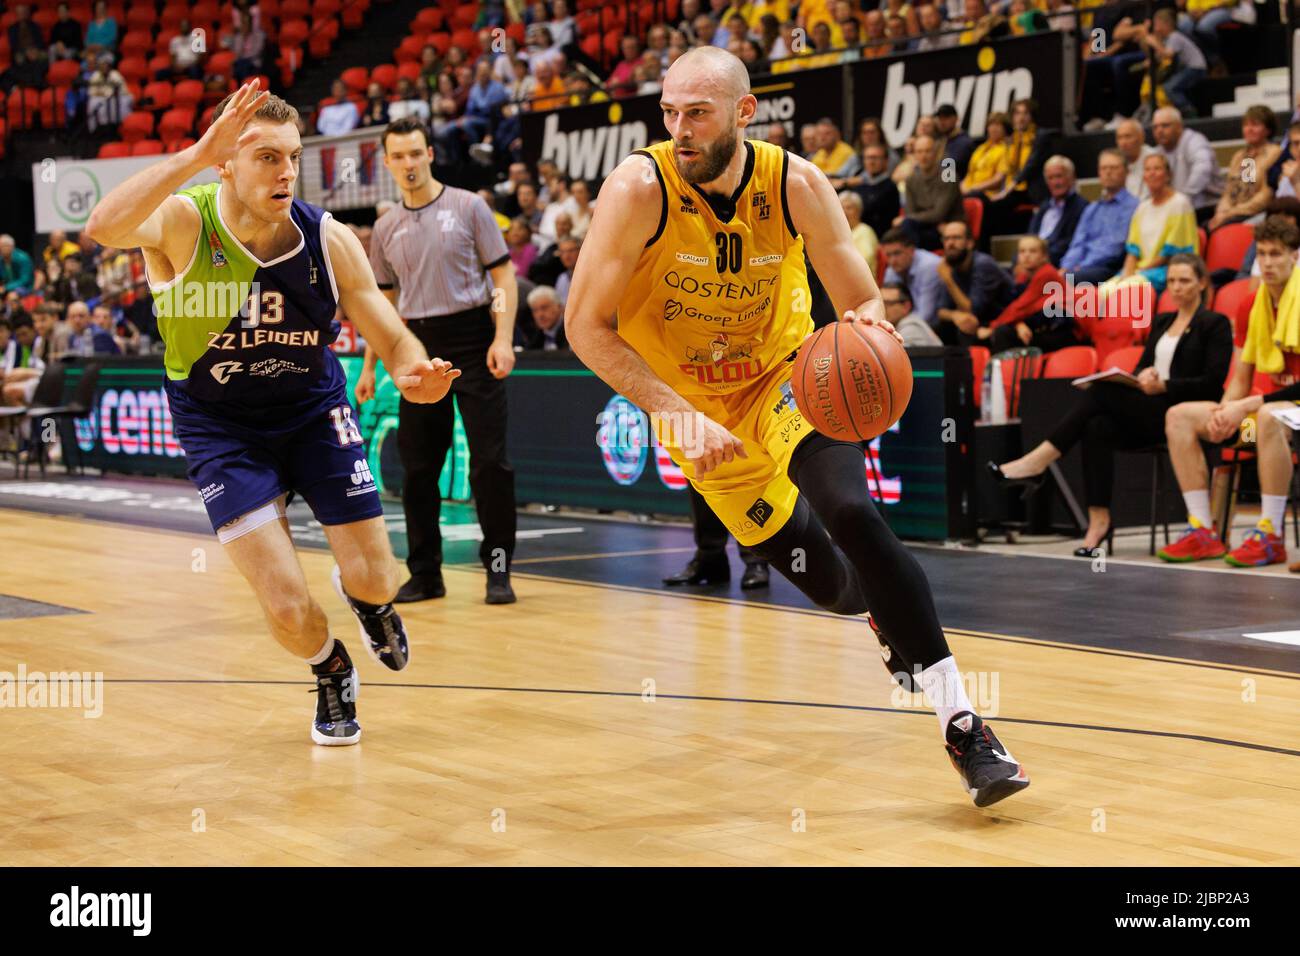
[961,111,1010,201]
[811,118,862,181]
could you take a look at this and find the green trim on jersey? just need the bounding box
[151,182,259,381]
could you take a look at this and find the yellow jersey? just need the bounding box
[616,138,813,414]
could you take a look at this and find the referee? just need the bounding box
[360,117,520,605]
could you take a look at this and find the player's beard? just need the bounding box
[675,127,740,186]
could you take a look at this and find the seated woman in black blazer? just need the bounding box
[989,254,1234,555]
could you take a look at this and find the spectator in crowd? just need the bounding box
[608,36,644,96]
[915,3,956,51]
[1116,118,1157,201]
[993,253,1231,557]
[855,117,900,173]
[979,235,1074,353]
[86,52,132,132]
[8,4,45,70]
[50,254,99,306]
[528,56,568,110]
[961,110,1009,200]
[495,163,533,217]
[84,0,117,56]
[980,97,1048,241]
[1028,156,1088,266]
[1273,122,1300,199]
[477,189,512,232]
[568,179,595,239]
[1178,0,1235,67]
[1059,148,1141,284]
[162,18,204,80]
[231,0,262,32]
[881,227,944,329]
[1079,0,1146,126]
[507,216,538,280]
[935,219,1014,344]
[49,3,83,62]
[1139,7,1207,119]
[223,11,266,83]
[1160,216,1300,567]
[97,303,140,355]
[839,191,879,270]
[0,235,35,295]
[538,174,577,243]
[62,300,96,356]
[1153,106,1223,214]
[388,77,431,123]
[798,123,819,158]
[515,181,544,232]
[524,285,568,350]
[896,134,963,249]
[765,124,791,149]
[96,245,131,300]
[32,304,69,362]
[810,118,861,183]
[317,79,359,135]
[360,81,389,127]
[848,144,901,239]
[89,303,122,355]
[1111,152,1198,293]
[1235,196,1300,278]
[881,281,944,347]
[1208,106,1281,231]
[933,104,974,180]
[553,237,581,305]
[548,0,577,48]
[0,313,44,408]
[1006,0,1050,34]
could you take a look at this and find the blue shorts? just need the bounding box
[166,381,383,534]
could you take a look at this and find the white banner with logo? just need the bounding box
[32,156,219,233]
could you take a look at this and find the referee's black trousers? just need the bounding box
[1044,381,1170,508]
[397,307,517,577]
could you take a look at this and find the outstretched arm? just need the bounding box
[786,152,900,342]
[327,219,459,404]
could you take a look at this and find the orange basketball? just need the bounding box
[790,322,913,441]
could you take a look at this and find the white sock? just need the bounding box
[918,656,975,734]
[1183,489,1213,528]
[1260,494,1287,533]
[305,634,336,666]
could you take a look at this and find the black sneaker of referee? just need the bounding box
[311,639,360,746]
[332,566,410,671]
[944,711,1030,808]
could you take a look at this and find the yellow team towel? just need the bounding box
[1244,265,1300,375]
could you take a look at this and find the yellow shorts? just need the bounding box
[659,366,808,547]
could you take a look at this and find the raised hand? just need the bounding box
[192,81,272,168]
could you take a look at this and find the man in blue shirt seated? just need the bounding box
[1059,148,1140,284]
[881,226,944,331]
[1028,156,1089,266]
[934,219,1015,345]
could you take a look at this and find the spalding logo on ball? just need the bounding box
[790,322,913,441]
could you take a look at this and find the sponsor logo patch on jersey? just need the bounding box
[675,252,710,266]
[248,358,310,378]
[749,254,782,266]
[209,230,227,268]
[745,497,773,527]
[210,360,243,384]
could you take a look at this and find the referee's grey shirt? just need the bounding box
[369,185,511,319]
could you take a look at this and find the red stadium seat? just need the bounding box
[1214,277,1253,324]
[38,87,66,129]
[141,81,175,112]
[46,59,81,88]
[395,35,425,64]
[580,34,601,62]
[98,140,132,158]
[149,54,173,78]
[313,0,343,16]
[117,56,151,86]
[370,64,397,91]
[119,111,156,143]
[342,4,366,30]
[1196,226,1207,257]
[132,139,165,156]
[160,8,191,32]
[506,22,526,44]
[451,4,478,30]
[164,137,196,153]
[969,346,989,407]
[119,30,154,60]
[428,33,451,56]
[1156,287,1176,315]
[278,19,311,48]
[206,50,236,79]
[396,61,424,84]
[1205,222,1254,274]
[1105,345,1145,372]
[309,18,340,58]
[125,6,158,30]
[963,196,983,241]
[412,7,445,32]
[191,2,223,22]
[282,0,312,18]
[1041,345,1097,379]
[450,28,478,54]
[158,107,196,142]
[172,79,206,110]
[341,66,370,94]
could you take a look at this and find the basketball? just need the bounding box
[790,322,913,441]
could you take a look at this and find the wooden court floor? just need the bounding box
[1,507,1298,866]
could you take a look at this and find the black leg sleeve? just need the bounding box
[788,434,951,669]
[746,495,868,615]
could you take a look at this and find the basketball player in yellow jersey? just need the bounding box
[568,48,1028,807]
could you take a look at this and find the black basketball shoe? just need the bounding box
[311,640,360,746]
[944,711,1030,807]
[867,611,920,692]
[332,565,410,671]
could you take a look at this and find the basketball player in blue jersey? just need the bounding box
[85,83,461,746]
[568,49,1029,806]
